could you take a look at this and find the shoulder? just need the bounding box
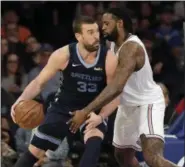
[119,40,145,71]
[52,45,70,57]
[50,45,70,62]
[119,40,144,57]
[47,45,71,71]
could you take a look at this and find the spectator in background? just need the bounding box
[15,128,32,157]
[173,1,185,21]
[169,36,184,71]
[158,83,174,125]
[80,2,96,18]
[139,29,182,99]
[1,10,32,43]
[1,37,9,59]
[1,88,19,141]
[1,140,18,167]
[139,31,154,63]
[132,16,139,34]
[23,35,41,73]
[2,53,28,98]
[139,2,156,22]
[2,116,12,145]
[1,114,17,167]
[1,115,16,149]
[162,37,184,100]
[4,23,25,57]
[1,88,15,116]
[28,43,60,101]
[155,6,181,45]
[138,2,155,31]
[176,98,185,115]
[25,36,40,54]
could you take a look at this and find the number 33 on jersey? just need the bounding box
[54,43,107,109]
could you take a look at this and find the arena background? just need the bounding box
[1,1,184,167]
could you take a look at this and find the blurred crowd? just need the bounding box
[1,1,184,167]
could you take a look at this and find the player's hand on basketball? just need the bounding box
[84,112,102,133]
[11,100,21,123]
[67,110,88,133]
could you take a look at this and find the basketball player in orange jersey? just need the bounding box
[11,16,118,167]
[69,7,179,167]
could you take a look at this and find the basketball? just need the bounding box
[14,100,44,129]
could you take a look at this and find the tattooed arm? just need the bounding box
[83,41,145,114]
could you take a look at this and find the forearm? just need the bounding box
[99,95,120,119]
[83,81,122,114]
[17,79,43,102]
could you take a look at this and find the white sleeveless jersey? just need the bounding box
[112,35,164,106]
[110,42,115,52]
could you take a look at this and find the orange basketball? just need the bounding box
[14,100,44,129]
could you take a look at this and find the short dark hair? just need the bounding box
[73,16,96,33]
[105,7,133,33]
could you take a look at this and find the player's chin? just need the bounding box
[94,44,100,50]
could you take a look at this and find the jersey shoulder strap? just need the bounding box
[97,44,109,66]
[68,42,77,56]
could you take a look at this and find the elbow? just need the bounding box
[116,86,123,95]
[109,82,123,97]
[113,84,123,96]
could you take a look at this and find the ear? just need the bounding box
[75,33,82,41]
[117,19,124,28]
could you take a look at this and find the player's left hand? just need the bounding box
[84,112,102,133]
[67,110,88,133]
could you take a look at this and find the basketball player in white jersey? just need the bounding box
[68,7,178,167]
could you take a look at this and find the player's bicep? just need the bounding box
[35,46,69,87]
[114,42,140,87]
[105,50,118,84]
[35,62,58,87]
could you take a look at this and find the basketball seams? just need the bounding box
[16,101,40,123]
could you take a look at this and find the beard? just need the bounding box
[83,42,99,52]
[103,27,118,42]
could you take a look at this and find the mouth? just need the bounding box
[103,31,108,36]
[94,41,100,46]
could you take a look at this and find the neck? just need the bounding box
[78,43,96,60]
[115,31,129,48]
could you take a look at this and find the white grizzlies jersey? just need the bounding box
[111,35,164,106]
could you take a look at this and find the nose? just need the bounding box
[102,24,106,31]
[94,32,100,41]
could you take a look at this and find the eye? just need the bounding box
[103,21,109,26]
[87,30,94,35]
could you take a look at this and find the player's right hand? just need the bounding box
[11,100,21,123]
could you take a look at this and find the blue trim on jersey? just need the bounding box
[76,43,101,68]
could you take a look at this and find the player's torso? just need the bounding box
[54,42,107,110]
[112,35,164,106]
